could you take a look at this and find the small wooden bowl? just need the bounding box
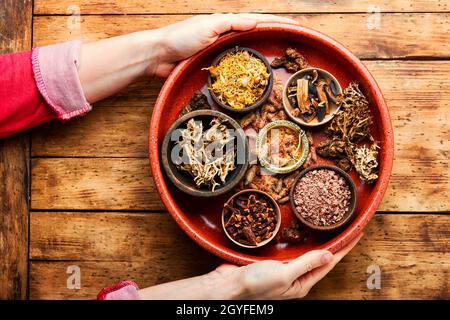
[282,67,342,127]
[256,120,309,174]
[222,189,281,248]
[289,165,357,231]
[161,110,248,197]
[206,47,273,113]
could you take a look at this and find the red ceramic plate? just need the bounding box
[149,23,394,265]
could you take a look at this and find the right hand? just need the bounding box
[211,233,362,299]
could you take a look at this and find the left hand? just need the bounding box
[151,13,298,77]
[79,14,297,103]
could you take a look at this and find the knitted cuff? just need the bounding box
[31,40,92,120]
[97,280,141,300]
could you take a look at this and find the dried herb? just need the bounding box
[223,193,277,246]
[271,48,308,73]
[318,82,380,181]
[239,78,287,131]
[287,69,342,123]
[316,139,347,159]
[241,166,302,204]
[179,91,211,117]
[281,220,306,243]
[347,142,380,183]
[326,82,372,143]
[260,126,304,169]
[176,117,235,191]
[293,169,351,226]
[204,50,270,109]
[238,100,317,203]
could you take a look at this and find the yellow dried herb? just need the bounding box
[205,50,270,109]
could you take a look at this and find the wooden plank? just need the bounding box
[34,0,450,15]
[29,213,450,299]
[32,61,450,159]
[29,211,219,299]
[32,106,151,158]
[30,157,450,212]
[30,61,450,212]
[380,159,449,211]
[32,13,450,59]
[30,212,218,262]
[0,0,32,300]
[94,79,163,108]
[31,158,164,210]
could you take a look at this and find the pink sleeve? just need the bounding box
[32,40,92,120]
[0,40,92,139]
[97,280,141,300]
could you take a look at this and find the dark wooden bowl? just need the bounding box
[289,165,358,231]
[222,189,281,249]
[161,109,248,197]
[206,46,273,113]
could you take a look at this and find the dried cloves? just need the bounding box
[223,192,278,246]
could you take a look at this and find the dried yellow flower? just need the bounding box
[205,50,270,109]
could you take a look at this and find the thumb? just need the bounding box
[286,250,333,281]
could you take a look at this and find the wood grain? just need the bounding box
[28,1,450,301]
[34,0,450,15]
[30,61,450,212]
[32,106,151,157]
[32,60,450,159]
[32,13,450,59]
[29,213,450,299]
[31,158,163,210]
[0,0,32,300]
[29,157,450,212]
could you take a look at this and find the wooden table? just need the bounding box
[1,0,449,300]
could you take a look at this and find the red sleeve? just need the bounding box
[97,280,141,300]
[0,50,56,139]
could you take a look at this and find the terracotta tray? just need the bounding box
[149,23,394,265]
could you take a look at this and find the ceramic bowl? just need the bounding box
[206,47,273,113]
[289,165,358,231]
[222,189,281,249]
[149,24,394,265]
[256,120,309,174]
[161,109,248,197]
[282,67,343,127]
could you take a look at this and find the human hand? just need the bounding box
[151,13,298,77]
[136,234,362,300]
[79,13,297,102]
[211,233,362,299]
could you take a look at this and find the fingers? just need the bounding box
[209,13,298,35]
[210,14,257,35]
[333,233,363,260]
[235,13,299,25]
[215,263,238,274]
[296,233,364,294]
[285,250,334,281]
